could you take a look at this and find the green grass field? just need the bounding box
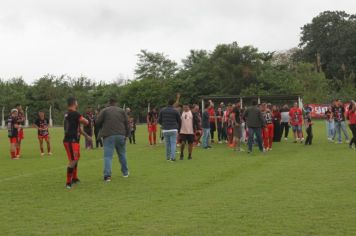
[0,122,356,235]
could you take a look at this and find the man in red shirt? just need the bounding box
[289,102,304,143]
[63,97,90,189]
[208,100,216,143]
[347,100,356,149]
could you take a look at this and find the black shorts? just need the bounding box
[180,134,194,144]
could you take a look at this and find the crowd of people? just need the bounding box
[4,96,356,189]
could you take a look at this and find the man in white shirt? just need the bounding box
[179,104,198,160]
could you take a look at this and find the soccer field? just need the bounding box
[0,122,356,235]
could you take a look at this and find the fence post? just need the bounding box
[25,106,29,127]
[49,106,53,127]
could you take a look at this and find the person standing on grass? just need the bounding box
[179,104,199,160]
[147,107,158,146]
[192,104,202,147]
[63,97,90,189]
[261,103,274,151]
[332,100,350,144]
[216,107,224,144]
[280,105,290,140]
[15,104,25,158]
[289,102,304,143]
[34,111,52,157]
[202,103,212,149]
[7,109,20,160]
[83,107,94,149]
[232,102,243,152]
[93,109,103,148]
[243,100,265,153]
[304,111,313,145]
[347,101,356,149]
[128,116,136,144]
[272,105,281,142]
[208,100,216,144]
[325,106,335,141]
[96,98,130,182]
[158,99,181,162]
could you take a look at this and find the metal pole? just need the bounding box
[49,105,53,127]
[25,106,29,128]
[258,97,261,105]
[201,99,205,111]
[240,97,243,108]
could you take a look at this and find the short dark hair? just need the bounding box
[204,103,210,109]
[252,100,258,106]
[109,98,117,105]
[15,104,21,107]
[168,99,175,106]
[67,97,77,106]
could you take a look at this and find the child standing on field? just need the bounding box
[129,116,136,144]
[305,112,313,145]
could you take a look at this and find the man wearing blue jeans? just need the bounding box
[159,99,181,161]
[243,101,265,153]
[202,103,211,149]
[332,100,350,143]
[96,98,130,182]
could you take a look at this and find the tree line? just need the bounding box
[0,11,355,124]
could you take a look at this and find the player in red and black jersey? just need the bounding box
[15,104,25,158]
[261,103,274,151]
[147,108,158,145]
[63,97,90,189]
[8,109,20,159]
[34,111,52,157]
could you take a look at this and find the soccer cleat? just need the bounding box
[66,183,72,189]
[72,178,80,184]
[104,176,112,182]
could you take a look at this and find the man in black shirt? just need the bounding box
[63,97,90,189]
[34,111,51,157]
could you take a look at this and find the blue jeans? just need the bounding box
[163,130,178,160]
[202,128,211,148]
[326,120,335,139]
[247,127,263,152]
[103,135,128,177]
[333,121,349,142]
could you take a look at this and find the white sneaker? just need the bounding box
[284,138,288,141]
[123,172,129,178]
[48,152,52,156]
[41,153,45,157]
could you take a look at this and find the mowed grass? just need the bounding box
[0,121,356,235]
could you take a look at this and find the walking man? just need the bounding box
[202,104,212,149]
[179,104,199,160]
[158,99,181,162]
[243,101,265,153]
[96,98,130,182]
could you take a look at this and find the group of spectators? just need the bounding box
[156,97,316,159]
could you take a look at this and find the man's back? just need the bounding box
[244,106,263,128]
[159,106,181,130]
[96,106,129,138]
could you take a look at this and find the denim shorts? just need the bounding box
[292,125,302,132]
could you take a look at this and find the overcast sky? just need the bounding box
[0,0,355,83]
